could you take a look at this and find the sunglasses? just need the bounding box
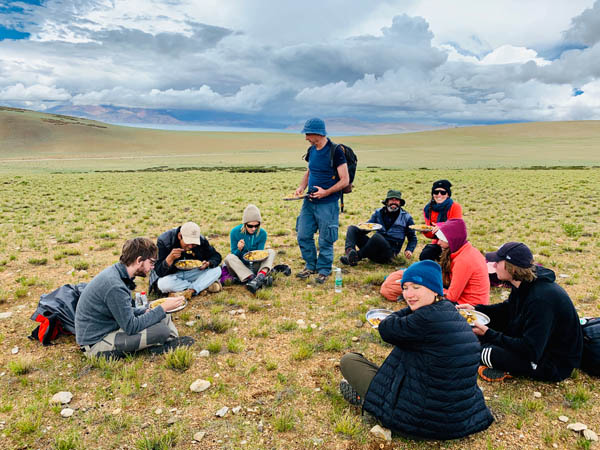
[433,190,447,195]
[246,223,260,229]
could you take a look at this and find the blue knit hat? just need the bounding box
[401,260,444,296]
[301,118,327,136]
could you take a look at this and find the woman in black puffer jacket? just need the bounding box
[340,260,493,440]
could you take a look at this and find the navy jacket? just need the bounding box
[364,300,493,440]
[476,266,582,381]
[369,207,417,254]
[149,227,222,292]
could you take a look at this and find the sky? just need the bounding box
[1,0,600,131]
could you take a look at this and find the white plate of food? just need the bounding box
[357,222,382,232]
[365,309,394,328]
[149,298,187,313]
[409,224,435,232]
[458,309,490,326]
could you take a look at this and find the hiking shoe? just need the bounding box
[169,289,195,301]
[340,380,363,406]
[207,281,222,293]
[315,273,329,284]
[478,365,513,382]
[246,273,266,294]
[340,249,358,266]
[146,336,195,355]
[296,269,316,279]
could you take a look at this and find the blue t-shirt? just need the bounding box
[307,140,347,204]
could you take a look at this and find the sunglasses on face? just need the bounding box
[246,223,260,229]
[433,190,447,195]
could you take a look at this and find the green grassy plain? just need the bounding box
[2,107,600,172]
[0,168,599,449]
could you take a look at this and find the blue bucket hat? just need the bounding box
[301,117,327,136]
[401,260,444,296]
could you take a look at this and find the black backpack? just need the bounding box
[303,141,358,212]
[581,317,600,376]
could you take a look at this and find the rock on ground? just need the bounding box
[51,391,73,404]
[190,379,211,393]
[60,408,74,418]
[567,422,588,432]
[370,424,392,441]
[215,406,229,417]
[583,429,598,441]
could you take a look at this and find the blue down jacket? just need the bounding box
[363,300,493,440]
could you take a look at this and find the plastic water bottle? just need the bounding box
[140,291,148,307]
[334,268,342,293]
[135,292,143,307]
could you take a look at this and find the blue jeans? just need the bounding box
[296,200,339,276]
[157,267,222,294]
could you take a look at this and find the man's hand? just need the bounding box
[237,239,245,251]
[472,322,488,336]
[309,185,327,199]
[160,296,185,312]
[166,248,184,266]
[200,261,209,270]
[404,250,413,259]
[294,186,305,196]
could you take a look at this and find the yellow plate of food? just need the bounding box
[357,222,382,232]
[409,224,435,232]
[458,309,490,326]
[175,259,205,270]
[149,298,188,313]
[365,309,394,329]
[283,193,308,201]
[243,250,269,262]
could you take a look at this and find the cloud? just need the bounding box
[563,0,600,46]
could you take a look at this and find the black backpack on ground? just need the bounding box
[303,140,358,212]
[581,317,600,376]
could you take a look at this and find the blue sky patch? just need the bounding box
[0,25,30,41]
[573,89,584,97]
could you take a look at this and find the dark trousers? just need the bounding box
[345,226,394,263]
[340,352,380,399]
[419,243,442,261]
[481,345,570,382]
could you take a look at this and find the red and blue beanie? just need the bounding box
[401,260,444,296]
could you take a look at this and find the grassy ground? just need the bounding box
[2,107,600,172]
[0,168,599,449]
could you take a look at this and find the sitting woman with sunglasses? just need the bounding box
[223,204,276,294]
[418,179,462,261]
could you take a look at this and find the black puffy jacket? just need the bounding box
[363,300,493,440]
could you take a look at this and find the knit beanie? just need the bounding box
[431,179,452,197]
[401,260,444,296]
[436,219,467,253]
[242,204,262,224]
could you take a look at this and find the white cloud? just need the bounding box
[480,45,551,66]
[0,83,71,101]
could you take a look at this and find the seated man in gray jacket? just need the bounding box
[75,237,193,359]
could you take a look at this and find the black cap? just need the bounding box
[431,179,452,197]
[486,242,533,268]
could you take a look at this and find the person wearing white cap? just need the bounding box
[149,222,222,298]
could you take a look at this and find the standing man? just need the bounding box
[295,118,349,284]
[459,242,583,382]
[75,237,193,359]
[340,189,417,266]
[149,222,222,298]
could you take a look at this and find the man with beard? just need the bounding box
[340,190,417,266]
[75,237,193,359]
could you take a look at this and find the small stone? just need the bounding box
[193,431,206,442]
[354,320,363,328]
[312,437,324,446]
[558,415,569,423]
[141,422,150,429]
[60,408,74,418]
[239,313,247,320]
[314,388,321,392]
[51,392,73,404]
[519,433,525,438]
[112,408,121,415]
[167,416,177,426]
[567,422,587,432]
[185,321,196,327]
[154,408,163,415]
[232,406,242,414]
[559,274,569,278]
[215,406,228,417]
[351,336,359,342]
[190,379,211,393]
[310,323,317,329]
[297,319,307,329]
[257,420,264,432]
[370,425,392,441]
[141,383,148,388]
[0,312,12,319]
[583,429,598,441]
[229,310,237,316]
[11,346,18,355]
[552,444,558,448]
[533,391,542,398]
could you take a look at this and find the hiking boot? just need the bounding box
[347,249,360,265]
[207,281,222,293]
[315,273,329,284]
[478,365,513,382]
[340,380,363,406]
[296,269,316,279]
[246,273,266,294]
[169,289,195,301]
[146,336,195,355]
